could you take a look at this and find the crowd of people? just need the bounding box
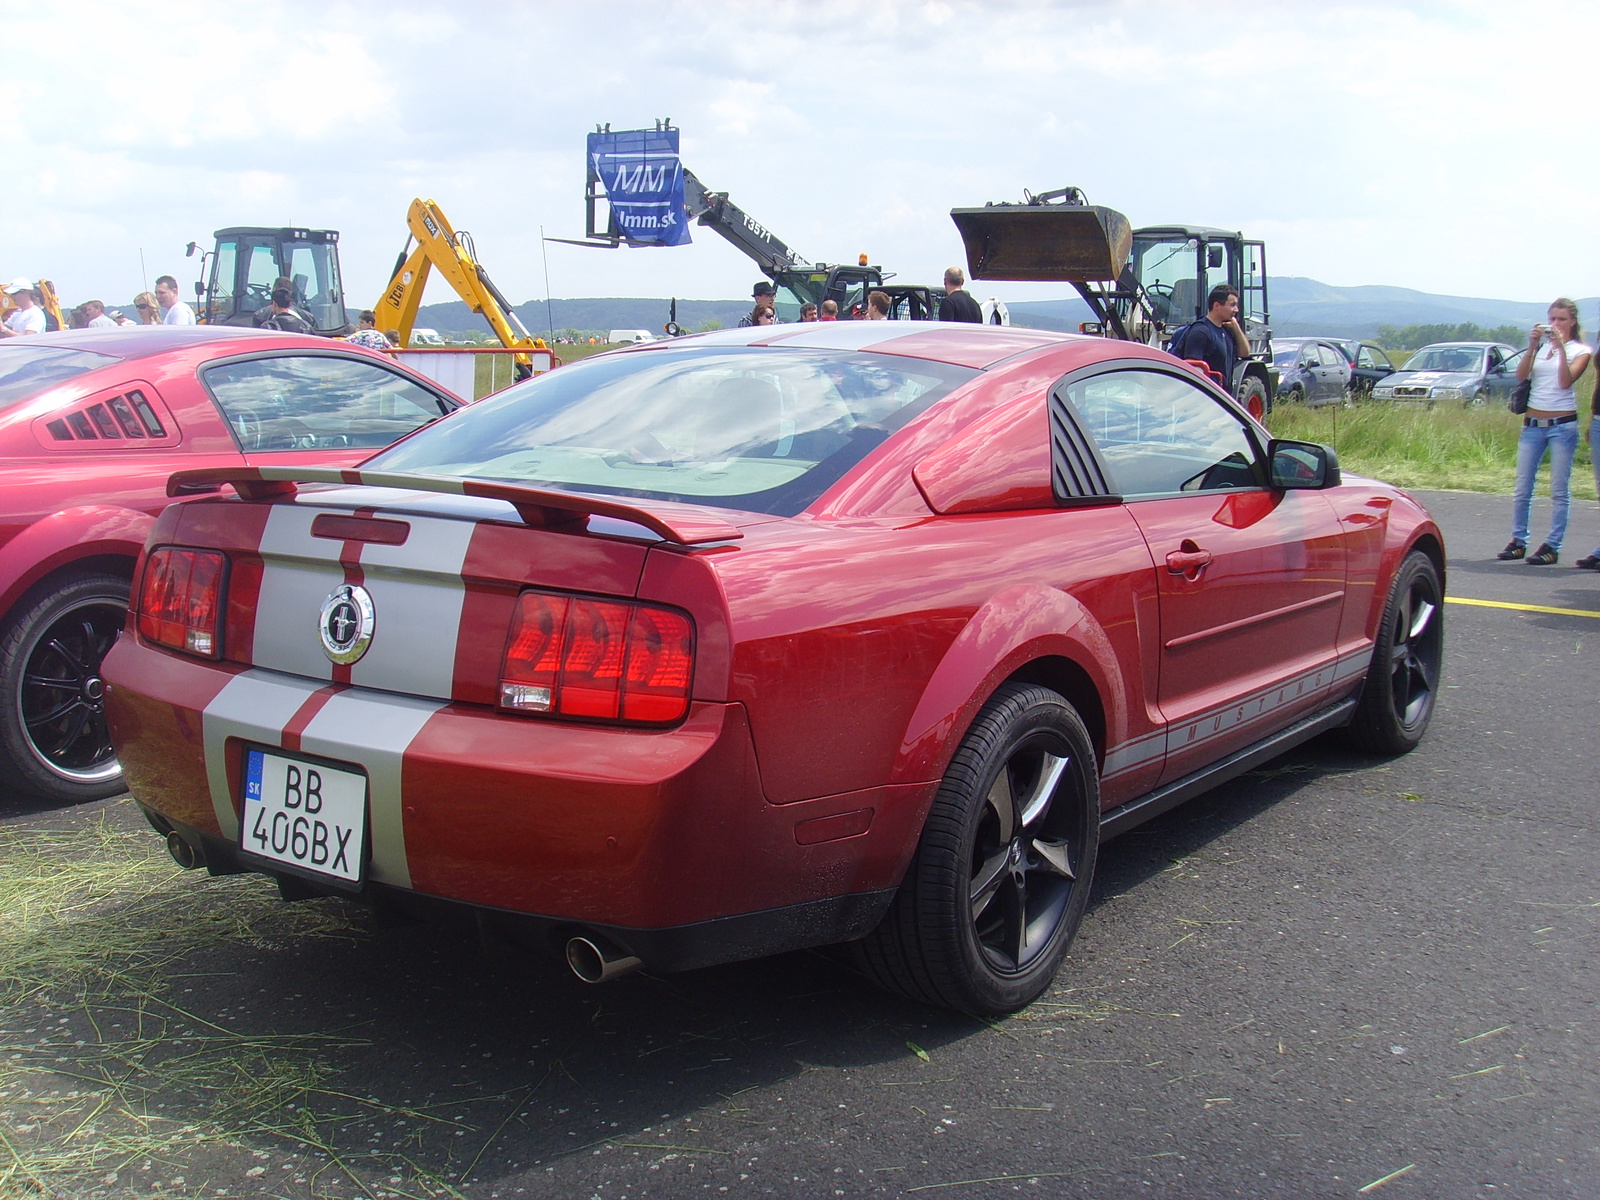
[735,267,986,328]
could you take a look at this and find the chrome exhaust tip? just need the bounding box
[166,830,203,870]
[565,935,642,984]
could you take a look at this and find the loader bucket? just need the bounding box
[950,203,1132,283]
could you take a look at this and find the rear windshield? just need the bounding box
[0,345,119,410]
[367,346,978,517]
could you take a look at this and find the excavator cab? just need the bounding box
[200,227,347,334]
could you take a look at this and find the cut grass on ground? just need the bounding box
[1266,401,1596,498]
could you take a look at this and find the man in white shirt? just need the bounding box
[154,275,196,326]
[81,300,119,329]
[1,278,46,337]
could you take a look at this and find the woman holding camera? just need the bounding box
[1499,298,1591,565]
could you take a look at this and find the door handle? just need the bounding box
[1165,546,1213,576]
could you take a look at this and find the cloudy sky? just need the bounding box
[4,2,1587,312]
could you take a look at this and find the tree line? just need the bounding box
[1374,322,1526,350]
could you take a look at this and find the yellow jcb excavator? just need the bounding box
[374,199,548,380]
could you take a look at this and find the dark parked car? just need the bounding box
[1479,348,1528,406]
[1329,340,1399,396]
[1371,342,1518,404]
[0,327,463,803]
[1270,338,1352,404]
[105,323,1445,1016]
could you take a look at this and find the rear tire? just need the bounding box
[0,572,130,803]
[853,683,1099,1016]
[1345,551,1443,754]
[1239,375,1270,419]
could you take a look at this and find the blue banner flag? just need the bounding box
[588,128,691,247]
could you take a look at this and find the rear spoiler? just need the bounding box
[167,466,744,546]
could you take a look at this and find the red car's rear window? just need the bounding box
[0,345,120,410]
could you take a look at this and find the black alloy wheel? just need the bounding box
[0,572,130,802]
[854,683,1099,1015]
[1346,551,1444,754]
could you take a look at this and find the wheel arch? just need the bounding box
[0,507,151,623]
[1407,531,1446,593]
[891,583,1124,790]
[1003,655,1106,766]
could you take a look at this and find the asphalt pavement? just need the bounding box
[2,488,1597,1200]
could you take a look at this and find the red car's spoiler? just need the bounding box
[167,466,744,546]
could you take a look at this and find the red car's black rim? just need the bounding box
[20,600,123,783]
[1389,573,1441,731]
[968,734,1085,974]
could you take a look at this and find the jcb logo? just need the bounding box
[611,163,668,193]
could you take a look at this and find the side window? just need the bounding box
[1487,347,1504,371]
[202,355,452,452]
[1065,369,1263,497]
[1317,344,1342,367]
[208,241,237,315]
[244,244,280,314]
[1357,346,1376,368]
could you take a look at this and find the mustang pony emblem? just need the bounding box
[318,584,375,665]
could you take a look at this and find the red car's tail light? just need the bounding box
[500,591,694,724]
[622,606,695,722]
[138,547,226,659]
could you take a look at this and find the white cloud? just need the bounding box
[2,1,1593,311]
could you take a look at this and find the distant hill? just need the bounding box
[406,281,1595,343]
[409,297,752,338]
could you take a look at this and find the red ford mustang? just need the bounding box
[103,323,1444,1014]
[0,327,462,804]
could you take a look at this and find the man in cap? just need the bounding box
[1,278,45,337]
[738,281,778,327]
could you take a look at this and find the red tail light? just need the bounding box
[138,547,226,659]
[500,591,694,724]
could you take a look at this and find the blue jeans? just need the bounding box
[1512,418,1580,550]
[1589,416,1600,558]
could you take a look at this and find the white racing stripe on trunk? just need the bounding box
[253,505,341,682]
[201,670,329,839]
[349,515,475,698]
[296,691,442,889]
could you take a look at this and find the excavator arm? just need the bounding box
[679,170,808,276]
[374,199,548,378]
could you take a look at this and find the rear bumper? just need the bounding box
[103,635,926,960]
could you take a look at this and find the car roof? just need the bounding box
[616,321,1075,370]
[1411,341,1510,350]
[7,325,298,363]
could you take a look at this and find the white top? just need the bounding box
[4,306,46,335]
[1528,338,1592,412]
[88,314,118,329]
[162,300,197,326]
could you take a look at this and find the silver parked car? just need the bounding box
[1371,341,1518,404]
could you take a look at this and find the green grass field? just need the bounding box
[1266,399,1596,498]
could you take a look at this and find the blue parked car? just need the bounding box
[1271,338,1352,405]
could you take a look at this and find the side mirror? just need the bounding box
[185,241,198,258]
[1207,245,1225,269]
[1269,439,1340,489]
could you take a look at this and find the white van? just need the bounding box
[609,329,656,344]
[410,328,446,346]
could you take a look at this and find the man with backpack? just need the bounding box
[260,286,316,335]
[1167,284,1251,387]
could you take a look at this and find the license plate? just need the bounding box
[241,748,367,884]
